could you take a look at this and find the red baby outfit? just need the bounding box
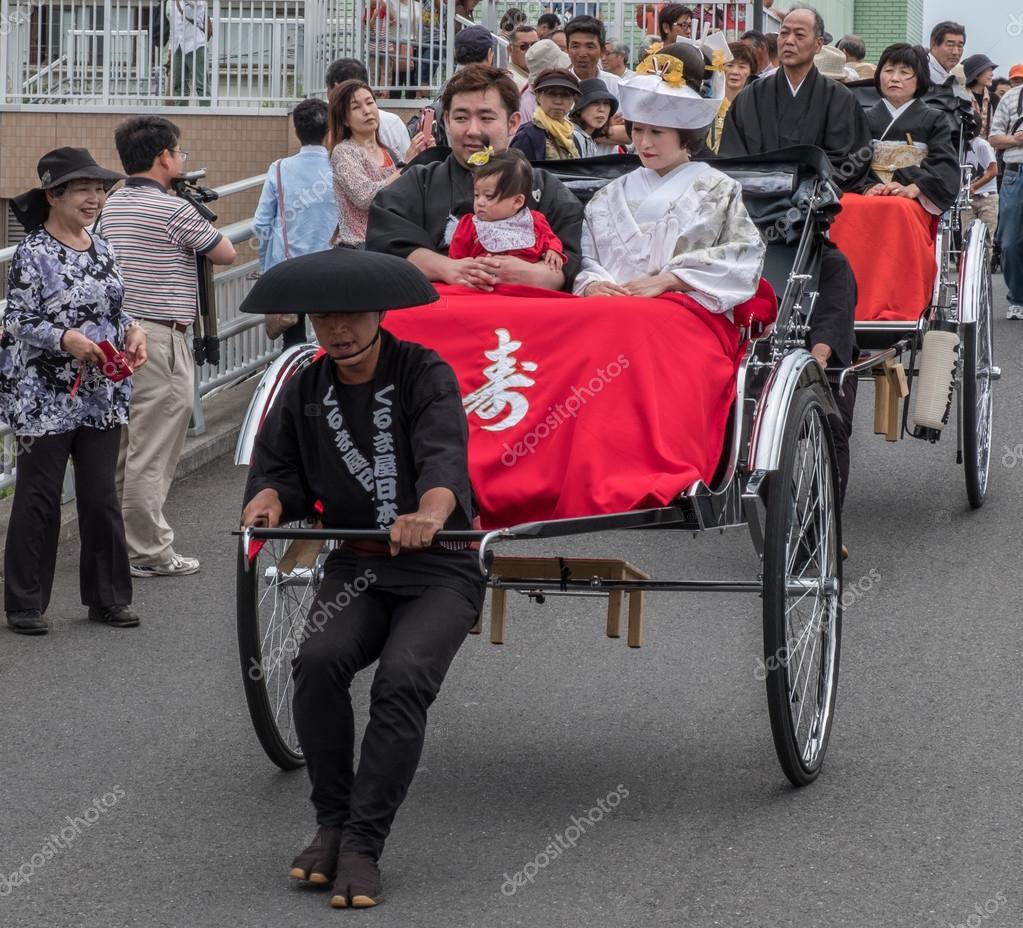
[448,209,565,263]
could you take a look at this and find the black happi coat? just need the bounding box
[866,98,960,213]
[245,329,484,607]
[720,66,874,193]
[365,153,585,289]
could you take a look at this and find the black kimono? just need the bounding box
[718,65,865,506]
[245,330,486,862]
[365,152,585,289]
[245,328,484,610]
[866,98,960,214]
[720,66,874,193]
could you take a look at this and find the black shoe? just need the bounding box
[6,610,48,636]
[88,605,140,628]
[331,852,382,908]
[289,826,343,886]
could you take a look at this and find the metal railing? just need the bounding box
[0,0,762,106]
[0,173,271,492]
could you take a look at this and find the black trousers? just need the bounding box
[292,578,476,862]
[4,426,132,613]
[813,244,859,509]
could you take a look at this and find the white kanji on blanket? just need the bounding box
[462,328,538,432]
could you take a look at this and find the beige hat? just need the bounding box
[526,38,571,82]
[814,44,849,81]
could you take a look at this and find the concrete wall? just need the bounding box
[0,110,302,247]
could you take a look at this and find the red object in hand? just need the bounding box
[97,340,133,382]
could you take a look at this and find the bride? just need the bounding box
[573,41,765,316]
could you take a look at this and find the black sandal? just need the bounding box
[289,826,343,886]
[330,852,383,908]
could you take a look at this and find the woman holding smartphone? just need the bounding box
[0,147,147,635]
[327,79,431,249]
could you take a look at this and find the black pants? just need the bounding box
[813,244,859,510]
[827,374,857,510]
[4,426,132,613]
[292,579,476,861]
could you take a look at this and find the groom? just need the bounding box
[366,64,584,292]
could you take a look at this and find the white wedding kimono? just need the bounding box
[573,161,765,315]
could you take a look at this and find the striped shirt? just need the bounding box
[98,178,223,324]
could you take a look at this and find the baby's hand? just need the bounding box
[544,250,565,272]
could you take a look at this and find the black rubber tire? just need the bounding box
[762,388,842,787]
[236,535,307,771]
[962,244,994,509]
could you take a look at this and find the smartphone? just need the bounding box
[97,339,134,382]
[421,107,434,144]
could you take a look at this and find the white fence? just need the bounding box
[0,0,764,106]
[0,174,270,492]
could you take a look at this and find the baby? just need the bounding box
[448,149,565,271]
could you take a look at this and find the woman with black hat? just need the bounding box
[570,78,621,156]
[962,53,998,139]
[240,248,484,909]
[510,67,582,160]
[0,147,146,635]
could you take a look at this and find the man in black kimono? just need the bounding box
[719,5,868,513]
[240,249,486,909]
[366,64,584,292]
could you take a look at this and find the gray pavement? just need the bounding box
[2,280,1022,928]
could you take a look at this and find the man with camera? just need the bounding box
[98,116,236,578]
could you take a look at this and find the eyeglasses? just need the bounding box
[515,41,537,51]
[169,148,189,162]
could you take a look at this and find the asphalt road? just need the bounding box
[2,280,1021,928]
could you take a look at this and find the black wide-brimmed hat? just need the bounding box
[961,53,997,86]
[239,249,439,315]
[572,78,619,117]
[11,147,125,231]
[533,68,582,95]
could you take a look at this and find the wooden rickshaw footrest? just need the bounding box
[472,556,651,648]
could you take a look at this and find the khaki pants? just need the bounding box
[961,195,999,254]
[117,321,195,565]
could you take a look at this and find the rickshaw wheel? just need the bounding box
[962,241,994,509]
[762,389,842,787]
[236,530,317,770]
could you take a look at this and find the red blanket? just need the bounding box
[830,193,937,322]
[383,283,773,528]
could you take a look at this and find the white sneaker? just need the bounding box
[1006,305,1023,320]
[130,554,200,578]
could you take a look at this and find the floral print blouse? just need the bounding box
[0,229,134,437]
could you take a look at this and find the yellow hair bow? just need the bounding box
[706,48,727,73]
[635,53,685,88]
[466,145,496,166]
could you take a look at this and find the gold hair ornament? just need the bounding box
[466,145,496,166]
[635,53,685,87]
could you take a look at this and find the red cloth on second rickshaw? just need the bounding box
[829,193,937,322]
[383,282,775,528]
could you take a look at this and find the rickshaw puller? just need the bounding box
[239,249,485,909]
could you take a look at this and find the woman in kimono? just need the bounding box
[863,43,960,215]
[573,42,765,315]
[240,249,485,909]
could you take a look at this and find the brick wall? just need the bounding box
[854,0,921,62]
